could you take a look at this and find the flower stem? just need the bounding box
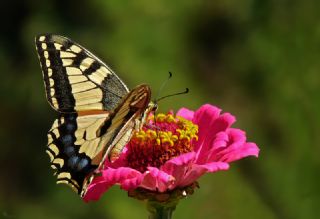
[129,183,199,219]
[147,200,178,219]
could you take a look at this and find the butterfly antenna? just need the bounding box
[152,72,188,148]
[156,88,189,102]
[155,72,173,103]
[153,72,173,141]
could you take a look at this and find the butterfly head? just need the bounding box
[148,102,158,113]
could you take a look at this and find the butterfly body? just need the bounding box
[35,34,155,197]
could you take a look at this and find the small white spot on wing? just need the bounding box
[46,60,51,67]
[50,88,55,96]
[41,43,47,49]
[48,68,53,77]
[49,78,54,87]
[39,36,46,42]
[44,51,49,58]
[70,45,82,53]
[51,97,59,108]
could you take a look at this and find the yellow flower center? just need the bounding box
[126,113,198,172]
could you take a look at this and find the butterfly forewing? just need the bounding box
[35,34,129,113]
[80,85,152,196]
[104,84,152,161]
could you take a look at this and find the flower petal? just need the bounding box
[82,175,112,202]
[177,107,194,120]
[104,147,128,168]
[161,152,196,189]
[210,128,260,162]
[140,167,175,192]
[83,167,142,202]
[193,104,236,163]
[212,131,229,149]
[219,142,260,162]
[194,105,235,149]
[179,162,230,187]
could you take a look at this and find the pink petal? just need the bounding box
[163,152,196,167]
[82,176,112,202]
[176,107,194,120]
[140,167,175,192]
[120,175,144,190]
[179,162,230,187]
[161,152,196,189]
[193,104,222,121]
[194,105,235,150]
[193,106,220,153]
[227,128,246,145]
[210,129,260,162]
[219,142,260,162]
[83,167,142,202]
[212,131,229,149]
[195,111,236,163]
[104,147,129,168]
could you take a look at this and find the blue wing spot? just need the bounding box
[61,134,73,146]
[65,122,77,133]
[68,155,80,169]
[65,113,77,121]
[64,146,75,156]
[77,158,89,172]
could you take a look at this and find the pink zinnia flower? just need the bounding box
[83,104,260,202]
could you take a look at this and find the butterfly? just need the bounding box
[35,34,157,197]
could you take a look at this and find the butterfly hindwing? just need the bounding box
[35,34,129,112]
[47,113,110,193]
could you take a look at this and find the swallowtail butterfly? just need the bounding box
[35,34,156,197]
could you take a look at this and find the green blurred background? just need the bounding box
[0,0,319,218]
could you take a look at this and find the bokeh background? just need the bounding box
[0,0,319,218]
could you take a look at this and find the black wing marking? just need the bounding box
[35,34,129,113]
